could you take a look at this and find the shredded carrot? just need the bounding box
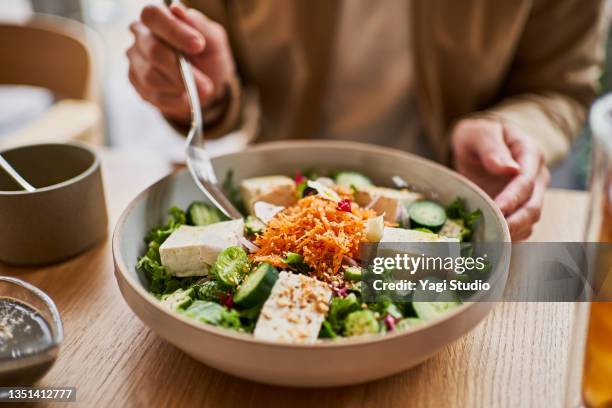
[252,194,375,283]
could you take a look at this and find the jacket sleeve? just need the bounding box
[476,0,607,164]
[170,0,257,140]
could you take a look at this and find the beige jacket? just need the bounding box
[190,0,606,165]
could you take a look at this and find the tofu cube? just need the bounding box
[240,176,296,214]
[355,186,424,222]
[159,219,244,277]
[254,272,332,344]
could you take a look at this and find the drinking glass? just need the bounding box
[566,93,612,407]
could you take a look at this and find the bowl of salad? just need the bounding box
[113,140,510,386]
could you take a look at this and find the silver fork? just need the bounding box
[170,3,242,219]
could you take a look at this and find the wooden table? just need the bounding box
[2,149,589,408]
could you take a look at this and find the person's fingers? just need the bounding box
[126,46,179,94]
[128,35,215,113]
[127,46,153,94]
[129,22,181,86]
[472,122,521,175]
[170,3,227,53]
[494,128,543,216]
[512,227,533,242]
[155,93,190,120]
[495,173,536,217]
[171,3,233,98]
[127,47,189,121]
[505,167,549,240]
[140,4,204,54]
[453,120,521,175]
[133,77,189,120]
[192,68,215,101]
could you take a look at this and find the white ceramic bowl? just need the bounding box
[113,141,510,387]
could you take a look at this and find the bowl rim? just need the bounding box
[0,142,99,196]
[113,140,511,349]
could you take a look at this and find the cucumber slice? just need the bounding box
[187,201,225,226]
[344,310,379,336]
[412,276,460,321]
[233,263,279,308]
[334,172,373,189]
[408,200,447,231]
[344,266,362,282]
[283,252,304,264]
[283,252,310,273]
[413,301,460,321]
[396,317,424,331]
[211,247,250,286]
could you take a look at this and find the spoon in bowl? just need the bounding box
[0,154,35,192]
[166,1,242,219]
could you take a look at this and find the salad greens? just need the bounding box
[136,207,196,295]
[282,252,310,274]
[325,293,362,335]
[193,280,228,302]
[160,287,194,311]
[244,215,266,235]
[137,169,490,342]
[181,301,242,330]
[446,198,483,241]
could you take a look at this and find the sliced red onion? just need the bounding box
[315,177,335,188]
[398,204,410,227]
[239,236,260,253]
[253,201,284,223]
[384,315,397,331]
[307,180,341,202]
[365,195,381,210]
[391,175,409,189]
[332,285,349,297]
[342,255,359,267]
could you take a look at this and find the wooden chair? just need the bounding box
[0,14,104,148]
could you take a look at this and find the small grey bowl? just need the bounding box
[0,142,108,265]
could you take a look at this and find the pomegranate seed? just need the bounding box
[294,171,306,183]
[219,292,234,308]
[337,199,352,212]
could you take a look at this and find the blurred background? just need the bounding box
[0,0,610,188]
[0,0,189,161]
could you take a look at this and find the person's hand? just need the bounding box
[451,118,550,241]
[127,3,235,124]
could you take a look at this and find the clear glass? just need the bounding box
[0,277,63,387]
[566,94,612,407]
